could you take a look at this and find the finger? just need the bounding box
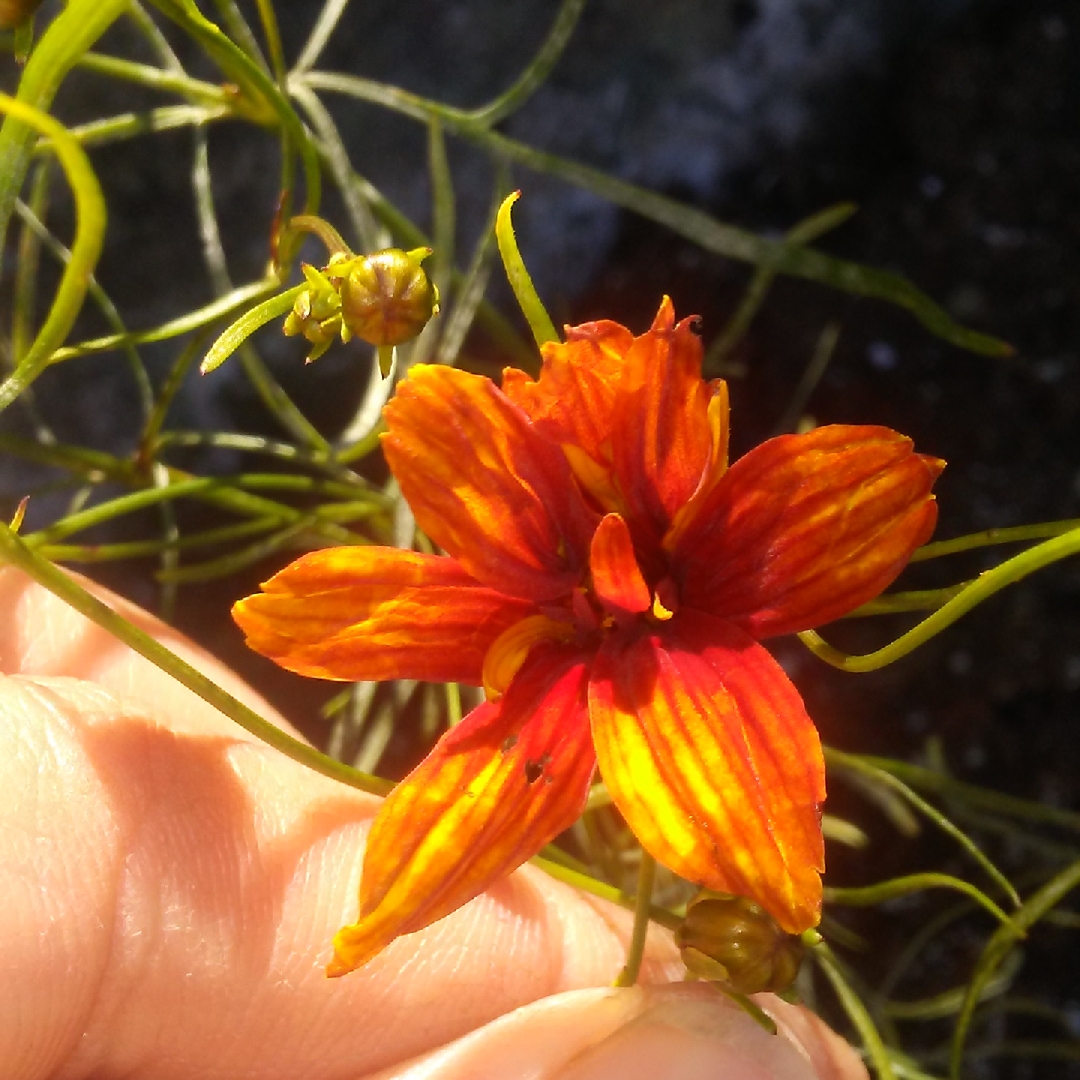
[0,565,295,738]
[367,984,868,1080]
[0,569,681,1079]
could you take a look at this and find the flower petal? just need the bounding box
[671,425,944,638]
[589,611,825,934]
[610,298,715,543]
[481,614,576,701]
[501,319,633,463]
[383,364,597,602]
[329,645,595,975]
[232,547,535,683]
[590,513,651,614]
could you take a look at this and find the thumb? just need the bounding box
[369,984,868,1080]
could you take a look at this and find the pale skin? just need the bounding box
[0,567,868,1080]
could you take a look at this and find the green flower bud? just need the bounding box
[283,263,344,363]
[675,893,805,995]
[339,247,439,348]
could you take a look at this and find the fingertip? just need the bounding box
[366,984,862,1080]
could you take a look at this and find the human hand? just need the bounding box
[0,567,867,1079]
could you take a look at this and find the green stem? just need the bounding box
[288,81,384,253]
[138,335,208,464]
[846,584,971,618]
[157,518,328,583]
[814,941,897,1080]
[13,195,152,421]
[826,748,1020,907]
[44,105,229,152]
[861,755,1080,834]
[291,0,350,74]
[11,452,369,550]
[911,519,1080,562]
[496,191,558,346]
[800,525,1080,672]
[12,161,49,367]
[284,213,352,257]
[614,851,657,987]
[436,171,506,367]
[50,278,280,363]
[824,873,1016,930]
[427,117,455,300]
[253,0,286,84]
[466,0,588,127]
[445,682,462,726]
[0,0,127,249]
[76,51,230,107]
[707,201,856,367]
[0,94,107,416]
[0,522,392,798]
[297,70,1011,358]
[772,319,840,434]
[531,853,682,932]
[950,859,1080,1080]
[148,0,320,211]
[884,954,1021,1020]
[38,518,276,564]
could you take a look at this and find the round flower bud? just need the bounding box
[339,247,438,348]
[675,893,805,995]
[0,0,44,29]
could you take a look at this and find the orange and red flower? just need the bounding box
[233,298,943,976]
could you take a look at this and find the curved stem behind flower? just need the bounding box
[910,518,1080,561]
[284,213,353,257]
[800,525,1080,673]
[827,748,1020,908]
[824,873,1015,931]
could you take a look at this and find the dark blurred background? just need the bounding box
[3,2,1079,1073]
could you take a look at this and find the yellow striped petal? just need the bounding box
[588,611,825,934]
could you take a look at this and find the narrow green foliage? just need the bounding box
[824,874,1017,931]
[201,286,304,374]
[496,190,559,347]
[0,94,106,415]
[827,749,1021,907]
[814,941,898,1080]
[949,860,1080,1079]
